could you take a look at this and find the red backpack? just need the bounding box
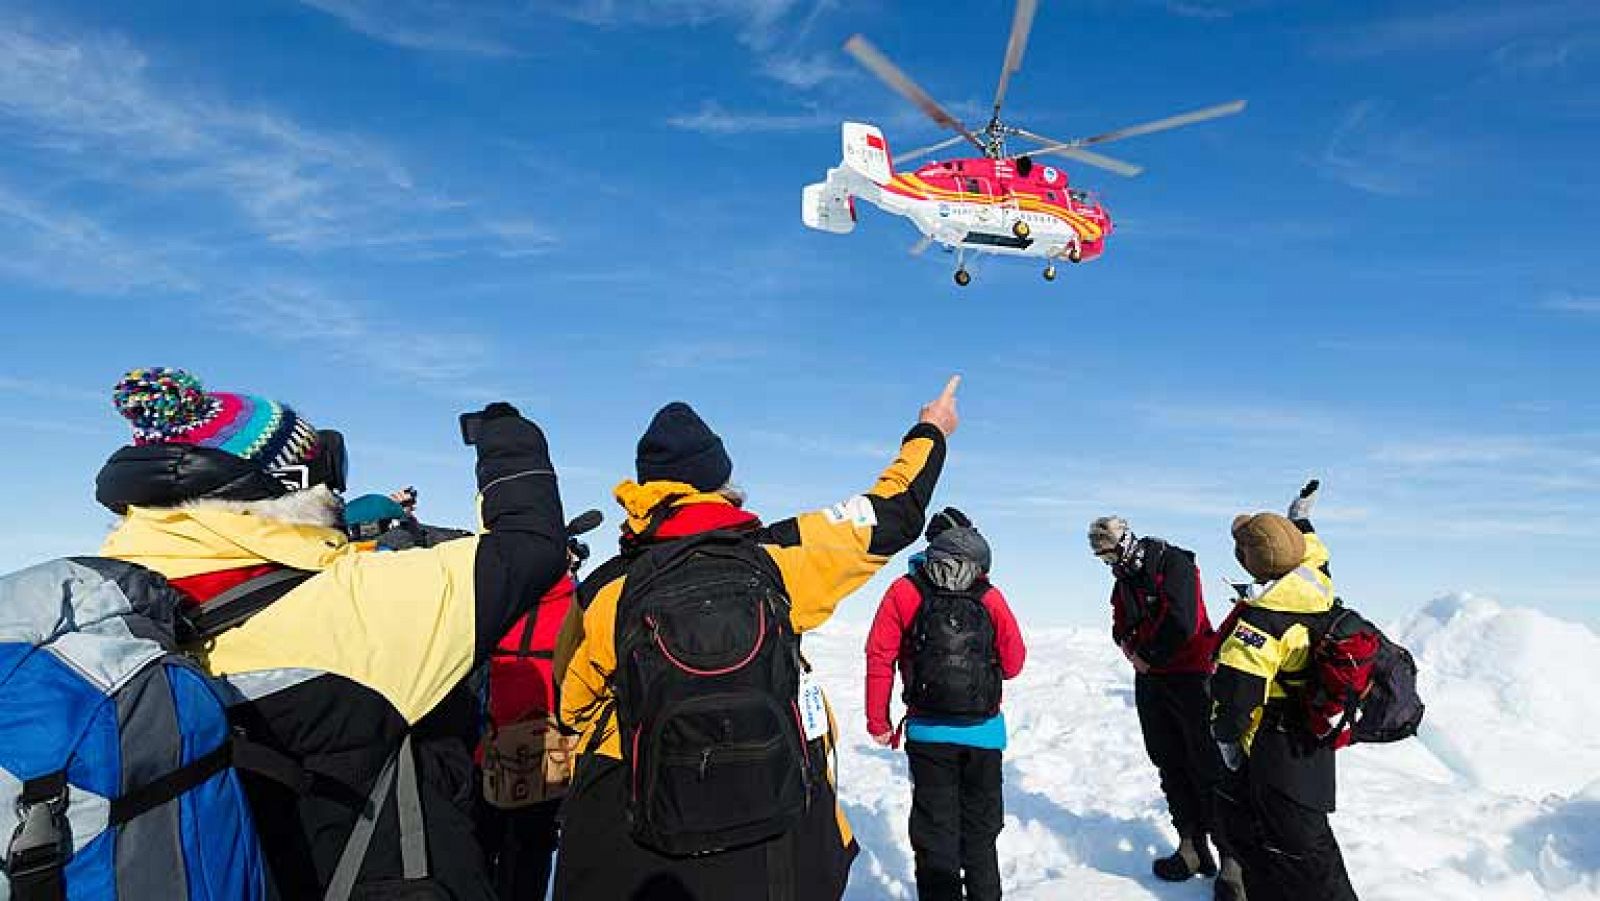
[1216,598,1424,750]
[1304,603,1425,749]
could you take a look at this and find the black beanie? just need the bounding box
[636,402,733,492]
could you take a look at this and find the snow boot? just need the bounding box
[1153,835,1217,881]
[1214,856,1247,901]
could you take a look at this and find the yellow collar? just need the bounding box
[613,480,734,534]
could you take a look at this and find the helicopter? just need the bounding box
[801,0,1246,286]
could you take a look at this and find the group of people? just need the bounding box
[0,364,1360,901]
[1087,490,1358,901]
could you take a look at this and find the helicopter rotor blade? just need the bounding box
[1077,99,1247,147]
[894,134,969,165]
[844,35,985,154]
[1031,143,1145,177]
[991,0,1038,117]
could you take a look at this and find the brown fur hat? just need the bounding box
[1231,512,1306,582]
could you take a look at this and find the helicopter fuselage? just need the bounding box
[803,123,1111,268]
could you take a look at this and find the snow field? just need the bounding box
[806,594,1600,899]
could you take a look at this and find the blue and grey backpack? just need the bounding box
[0,558,266,901]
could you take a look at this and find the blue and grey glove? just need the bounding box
[1288,479,1320,522]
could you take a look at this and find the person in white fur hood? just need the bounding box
[94,366,568,900]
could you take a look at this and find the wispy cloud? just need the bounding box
[1542,292,1600,316]
[667,101,833,134]
[1371,437,1547,467]
[0,181,191,293]
[300,1,847,89]
[0,375,105,405]
[1165,2,1236,20]
[566,0,847,89]
[740,429,893,461]
[298,0,519,56]
[0,22,551,396]
[1491,35,1598,76]
[645,340,769,371]
[1315,99,1450,196]
[1316,2,1600,59]
[221,281,498,389]
[0,24,539,257]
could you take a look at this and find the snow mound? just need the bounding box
[808,595,1600,899]
[1394,593,1600,798]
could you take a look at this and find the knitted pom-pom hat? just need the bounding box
[111,367,322,475]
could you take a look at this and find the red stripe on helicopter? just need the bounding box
[866,134,886,151]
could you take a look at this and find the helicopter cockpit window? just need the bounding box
[1046,191,1057,202]
[1069,189,1089,205]
[964,178,982,195]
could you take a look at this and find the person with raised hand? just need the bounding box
[94,367,567,900]
[1211,480,1358,901]
[553,376,959,901]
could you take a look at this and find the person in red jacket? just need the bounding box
[866,508,1026,901]
[476,511,602,901]
[1088,516,1241,899]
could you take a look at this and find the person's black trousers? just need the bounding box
[475,798,561,901]
[1217,775,1357,901]
[1134,672,1223,846]
[906,741,1004,901]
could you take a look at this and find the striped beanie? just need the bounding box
[111,367,322,474]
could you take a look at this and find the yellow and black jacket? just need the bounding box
[1211,518,1340,811]
[552,422,945,899]
[96,414,566,899]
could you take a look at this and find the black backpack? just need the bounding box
[1286,601,1426,748]
[902,572,1003,722]
[612,531,818,856]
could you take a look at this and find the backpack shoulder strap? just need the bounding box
[323,734,427,901]
[180,567,314,643]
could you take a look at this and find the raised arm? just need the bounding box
[762,377,958,632]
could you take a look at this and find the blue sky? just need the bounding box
[1,0,1596,629]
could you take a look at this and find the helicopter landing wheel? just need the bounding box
[1067,245,1083,264]
[1043,265,1057,281]
[1013,220,1031,239]
[954,268,972,287]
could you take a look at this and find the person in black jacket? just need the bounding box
[1089,517,1241,898]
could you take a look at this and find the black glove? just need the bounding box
[481,401,520,421]
[1217,740,1245,772]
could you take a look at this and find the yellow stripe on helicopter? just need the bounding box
[888,173,1104,241]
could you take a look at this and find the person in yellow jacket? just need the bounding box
[1210,480,1358,901]
[552,377,961,901]
[94,368,567,900]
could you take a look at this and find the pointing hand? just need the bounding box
[918,375,962,436]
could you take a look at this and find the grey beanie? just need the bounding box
[927,525,992,574]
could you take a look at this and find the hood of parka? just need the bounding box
[97,442,291,514]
